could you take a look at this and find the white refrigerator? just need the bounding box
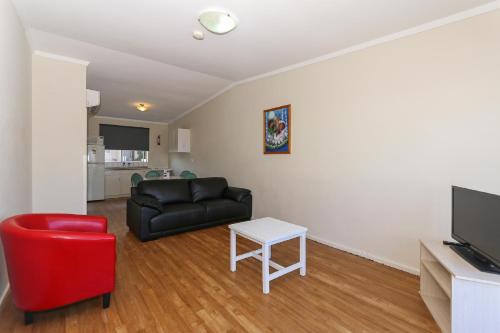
[87,144,105,201]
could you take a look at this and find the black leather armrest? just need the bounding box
[131,195,163,212]
[224,187,251,202]
[127,199,161,241]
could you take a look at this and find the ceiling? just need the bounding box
[12,0,496,122]
[28,29,231,122]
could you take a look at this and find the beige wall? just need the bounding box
[170,10,500,273]
[0,0,32,303]
[32,54,87,214]
[88,116,169,169]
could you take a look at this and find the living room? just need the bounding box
[2,0,500,332]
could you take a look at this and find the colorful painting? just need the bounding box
[263,104,291,154]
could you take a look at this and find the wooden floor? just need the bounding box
[0,198,439,333]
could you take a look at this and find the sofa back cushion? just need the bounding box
[190,177,228,202]
[138,179,192,204]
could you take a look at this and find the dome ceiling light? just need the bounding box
[198,10,238,35]
[136,103,149,112]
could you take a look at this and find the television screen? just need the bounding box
[452,186,500,267]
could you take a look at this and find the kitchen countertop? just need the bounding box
[105,167,172,171]
[105,166,150,170]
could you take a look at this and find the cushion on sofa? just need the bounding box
[190,177,228,202]
[149,203,205,232]
[131,195,163,212]
[138,179,192,204]
[198,199,248,222]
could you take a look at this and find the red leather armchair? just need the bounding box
[0,214,116,324]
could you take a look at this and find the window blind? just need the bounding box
[99,124,150,151]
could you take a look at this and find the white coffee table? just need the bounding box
[229,217,308,294]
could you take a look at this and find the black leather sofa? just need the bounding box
[126,177,252,241]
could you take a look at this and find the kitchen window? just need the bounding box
[105,150,149,163]
[99,124,150,166]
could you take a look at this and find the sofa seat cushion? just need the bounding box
[198,199,248,222]
[149,203,205,232]
[190,178,228,202]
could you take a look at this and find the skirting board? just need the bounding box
[0,283,10,311]
[307,234,420,276]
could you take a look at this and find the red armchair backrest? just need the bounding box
[8,214,108,233]
[0,214,116,312]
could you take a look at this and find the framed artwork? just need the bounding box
[263,104,291,154]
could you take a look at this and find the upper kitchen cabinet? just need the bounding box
[169,128,190,153]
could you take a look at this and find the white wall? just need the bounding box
[87,116,169,169]
[0,0,32,303]
[32,54,87,214]
[170,9,500,273]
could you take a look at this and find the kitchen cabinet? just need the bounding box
[119,170,134,196]
[104,171,121,198]
[104,169,150,198]
[169,128,190,153]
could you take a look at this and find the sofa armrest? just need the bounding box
[224,187,251,202]
[131,195,163,212]
[126,199,161,241]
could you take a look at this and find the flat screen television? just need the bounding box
[451,186,500,274]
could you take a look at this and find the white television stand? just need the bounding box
[420,240,500,333]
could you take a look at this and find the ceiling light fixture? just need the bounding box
[198,10,238,35]
[136,103,148,112]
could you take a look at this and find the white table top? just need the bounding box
[229,217,307,244]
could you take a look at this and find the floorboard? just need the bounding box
[0,198,439,332]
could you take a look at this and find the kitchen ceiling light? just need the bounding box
[198,10,238,34]
[136,103,148,112]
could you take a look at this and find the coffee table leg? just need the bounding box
[230,230,236,272]
[300,234,306,276]
[262,244,270,294]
